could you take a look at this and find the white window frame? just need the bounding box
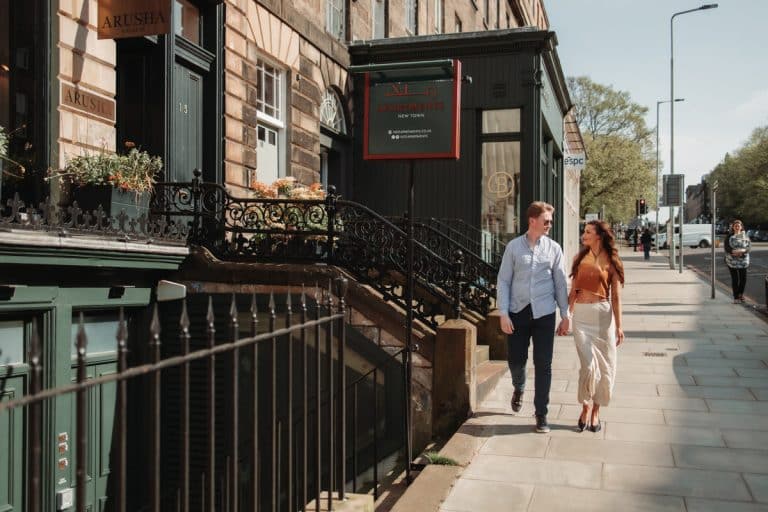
[327,0,345,40]
[255,58,286,182]
[434,0,442,33]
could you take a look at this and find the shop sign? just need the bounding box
[61,84,116,122]
[564,152,586,173]
[363,60,461,160]
[98,0,172,40]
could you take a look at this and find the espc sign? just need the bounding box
[564,152,586,172]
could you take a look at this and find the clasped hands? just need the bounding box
[499,314,571,336]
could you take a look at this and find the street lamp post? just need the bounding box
[655,98,684,256]
[670,3,718,273]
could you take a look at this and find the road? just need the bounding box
[677,243,768,306]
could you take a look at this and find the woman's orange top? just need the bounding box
[573,251,611,299]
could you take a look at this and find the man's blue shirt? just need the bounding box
[496,233,569,319]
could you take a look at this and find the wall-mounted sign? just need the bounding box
[564,152,586,173]
[363,60,461,160]
[98,0,172,40]
[61,84,116,122]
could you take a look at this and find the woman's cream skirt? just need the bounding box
[572,301,617,406]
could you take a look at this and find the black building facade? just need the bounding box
[349,29,573,251]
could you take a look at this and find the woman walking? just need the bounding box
[568,220,625,432]
[724,220,751,303]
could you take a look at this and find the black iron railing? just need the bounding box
[0,192,187,243]
[151,173,488,327]
[0,279,405,512]
[389,217,497,316]
[409,217,506,267]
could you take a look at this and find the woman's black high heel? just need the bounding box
[589,419,602,433]
[578,410,588,432]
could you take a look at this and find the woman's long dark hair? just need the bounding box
[570,220,625,284]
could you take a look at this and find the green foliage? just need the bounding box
[567,76,656,222]
[423,451,459,466]
[52,148,163,193]
[708,126,768,226]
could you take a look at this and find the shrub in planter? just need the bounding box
[51,148,163,218]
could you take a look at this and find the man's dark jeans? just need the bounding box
[506,305,556,416]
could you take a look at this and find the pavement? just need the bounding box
[438,248,768,512]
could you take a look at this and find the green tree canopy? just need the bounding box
[708,125,768,227]
[568,76,657,223]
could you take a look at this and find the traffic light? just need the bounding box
[639,198,647,215]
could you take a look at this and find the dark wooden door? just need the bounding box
[171,63,204,182]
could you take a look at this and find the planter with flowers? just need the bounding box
[51,147,163,219]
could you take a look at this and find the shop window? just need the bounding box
[327,0,345,40]
[320,89,347,135]
[482,141,521,249]
[482,109,521,134]
[255,59,285,184]
[0,1,47,208]
[174,0,201,44]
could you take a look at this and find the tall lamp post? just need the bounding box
[655,98,684,256]
[671,3,718,273]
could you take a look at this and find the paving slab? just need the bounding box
[528,486,685,512]
[672,444,768,473]
[603,464,752,500]
[439,479,533,512]
[685,498,768,512]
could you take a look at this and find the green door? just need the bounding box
[171,63,204,182]
[0,375,25,512]
[68,313,119,512]
[0,319,27,512]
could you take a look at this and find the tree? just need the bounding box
[709,125,768,226]
[568,76,657,222]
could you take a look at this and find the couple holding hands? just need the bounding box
[496,202,624,433]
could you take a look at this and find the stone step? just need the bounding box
[476,360,508,405]
[475,344,490,366]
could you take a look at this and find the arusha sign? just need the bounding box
[61,84,116,122]
[98,0,171,40]
[363,60,461,159]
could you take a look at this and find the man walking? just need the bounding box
[496,201,570,433]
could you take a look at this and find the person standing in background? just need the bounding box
[724,219,751,303]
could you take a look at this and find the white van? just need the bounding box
[654,224,713,249]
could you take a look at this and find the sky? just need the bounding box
[547,0,768,220]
